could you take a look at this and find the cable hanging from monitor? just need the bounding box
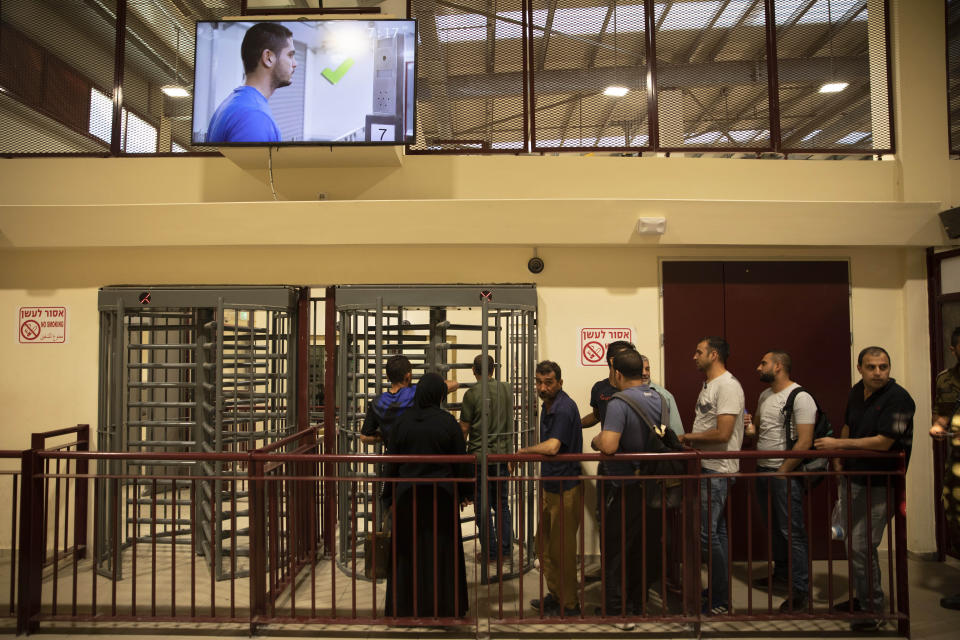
[268,146,279,201]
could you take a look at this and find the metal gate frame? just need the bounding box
[332,284,539,585]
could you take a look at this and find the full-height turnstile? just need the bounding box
[334,285,539,582]
[96,286,300,581]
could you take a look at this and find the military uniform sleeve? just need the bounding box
[935,370,960,419]
[460,387,478,425]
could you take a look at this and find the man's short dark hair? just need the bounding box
[612,350,645,379]
[606,340,636,365]
[951,326,960,348]
[241,22,294,74]
[857,346,891,367]
[385,354,412,384]
[472,354,495,376]
[700,336,730,363]
[769,350,792,374]
[536,360,562,381]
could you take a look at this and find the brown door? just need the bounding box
[662,260,850,560]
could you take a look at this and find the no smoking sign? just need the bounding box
[18,306,68,344]
[579,327,633,366]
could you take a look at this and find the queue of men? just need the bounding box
[518,338,914,630]
[360,338,916,630]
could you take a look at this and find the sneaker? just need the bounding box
[832,598,863,612]
[615,621,637,631]
[850,618,885,632]
[778,592,809,612]
[941,594,960,610]
[558,605,581,617]
[530,593,560,614]
[702,602,729,616]
[752,575,789,591]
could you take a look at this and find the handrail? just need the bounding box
[933,433,951,561]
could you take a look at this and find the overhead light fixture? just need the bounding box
[604,86,629,97]
[162,27,190,98]
[161,85,190,98]
[819,82,848,94]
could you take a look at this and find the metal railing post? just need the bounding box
[933,434,949,562]
[16,449,42,635]
[74,425,90,559]
[683,454,702,622]
[894,457,910,637]
[323,286,337,554]
[248,455,267,634]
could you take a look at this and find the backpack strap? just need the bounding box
[611,390,667,438]
[781,387,803,445]
[782,386,823,447]
[652,386,671,432]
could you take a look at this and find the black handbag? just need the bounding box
[611,391,685,509]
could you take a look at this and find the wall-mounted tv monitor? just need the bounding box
[192,19,416,146]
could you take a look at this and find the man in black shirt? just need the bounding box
[581,340,636,430]
[815,346,914,632]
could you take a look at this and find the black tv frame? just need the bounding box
[191,18,417,147]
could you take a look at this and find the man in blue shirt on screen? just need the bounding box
[206,22,297,143]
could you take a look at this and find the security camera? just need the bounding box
[527,257,544,274]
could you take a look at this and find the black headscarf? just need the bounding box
[413,372,446,410]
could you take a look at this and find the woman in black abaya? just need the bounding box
[383,373,474,619]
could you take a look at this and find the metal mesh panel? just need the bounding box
[776,0,891,153]
[530,0,649,151]
[122,0,241,154]
[245,0,322,8]
[408,0,527,152]
[653,0,771,150]
[0,0,116,154]
[949,0,960,155]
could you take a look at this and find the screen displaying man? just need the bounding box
[206,22,297,143]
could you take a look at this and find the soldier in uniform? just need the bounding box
[931,327,960,610]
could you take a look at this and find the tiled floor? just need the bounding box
[0,548,958,639]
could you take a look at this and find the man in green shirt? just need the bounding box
[460,354,514,564]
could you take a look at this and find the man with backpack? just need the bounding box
[591,349,679,623]
[749,350,820,612]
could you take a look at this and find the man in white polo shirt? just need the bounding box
[679,336,745,615]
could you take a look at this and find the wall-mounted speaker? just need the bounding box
[939,206,960,239]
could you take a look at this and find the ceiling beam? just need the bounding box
[535,1,557,71]
[420,55,870,99]
[485,0,496,74]
[780,83,870,146]
[798,1,867,59]
[675,0,732,64]
[416,5,455,140]
[697,0,762,63]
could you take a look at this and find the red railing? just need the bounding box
[0,450,22,619]
[933,433,955,561]
[13,446,909,637]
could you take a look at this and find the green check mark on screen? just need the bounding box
[322,58,355,85]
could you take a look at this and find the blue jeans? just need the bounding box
[756,474,809,595]
[700,469,734,607]
[477,463,512,558]
[850,481,891,614]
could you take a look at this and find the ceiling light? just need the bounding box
[818,82,848,93]
[161,85,190,98]
[604,86,629,97]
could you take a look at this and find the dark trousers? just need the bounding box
[600,481,663,615]
[476,462,513,558]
